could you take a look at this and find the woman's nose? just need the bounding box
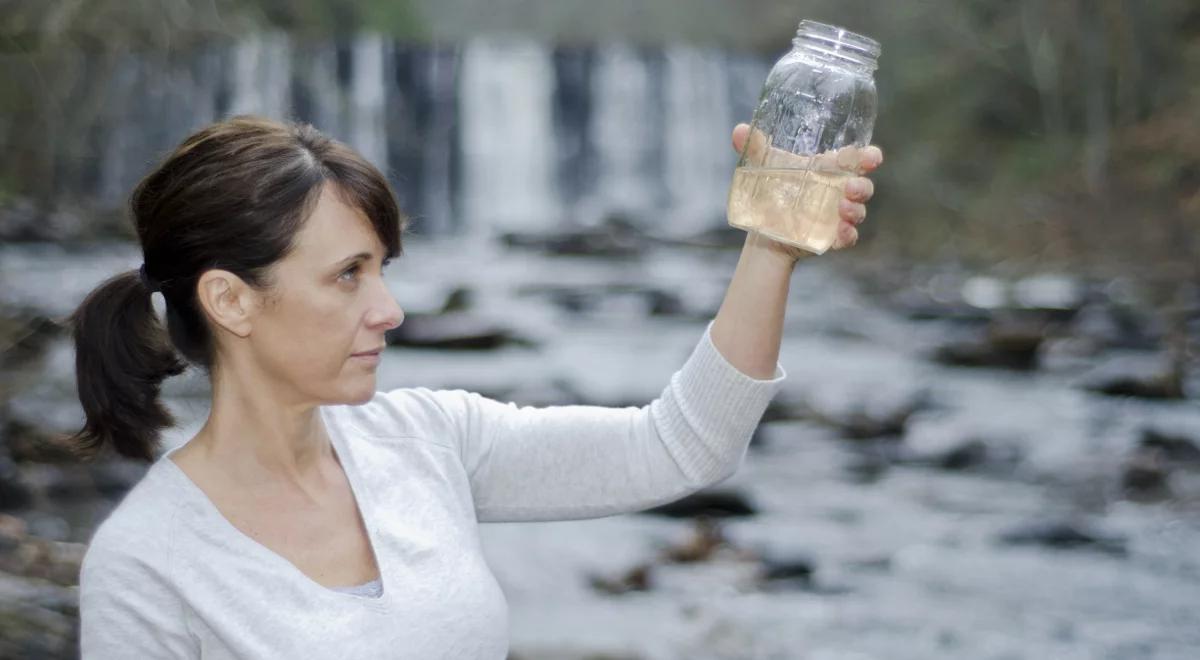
[370,287,404,330]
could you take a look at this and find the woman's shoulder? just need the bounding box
[81,459,182,577]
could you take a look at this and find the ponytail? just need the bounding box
[67,269,187,462]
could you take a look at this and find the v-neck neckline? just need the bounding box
[160,405,390,608]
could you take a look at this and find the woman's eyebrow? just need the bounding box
[331,251,374,268]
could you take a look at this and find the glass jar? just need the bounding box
[727,20,881,255]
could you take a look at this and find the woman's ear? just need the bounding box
[195,270,256,339]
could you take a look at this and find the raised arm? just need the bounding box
[402,320,785,522]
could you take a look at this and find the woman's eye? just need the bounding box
[339,265,360,282]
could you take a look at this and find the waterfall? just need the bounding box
[349,34,389,174]
[458,38,560,237]
[74,33,772,242]
[228,32,292,120]
[588,44,661,226]
[662,45,735,236]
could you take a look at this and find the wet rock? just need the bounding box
[886,283,993,324]
[841,451,891,484]
[498,216,647,259]
[659,518,729,564]
[1080,356,1185,400]
[809,390,932,440]
[931,315,1048,371]
[438,287,473,313]
[384,313,533,351]
[513,282,700,319]
[1070,302,1164,351]
[758,554,816,587]
[1121,449,1171,501]
[1122,428,1200,501]
[1140,428,1200,465]
[900,433,1024,475]
[641,488,757,519]
[587,563,652,595]
[996,520,1127,556]
[0,453,33,511]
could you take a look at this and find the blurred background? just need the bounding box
[1,1,1198,658]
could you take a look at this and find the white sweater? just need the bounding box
[78,320,787,659]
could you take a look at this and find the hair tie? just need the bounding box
[138,263,161,293]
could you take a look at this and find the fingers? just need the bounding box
[838,198,867,224]
[858,145,883,173]
[836,220,859,249]
[844,176,874,203]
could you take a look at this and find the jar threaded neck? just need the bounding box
[792,20,881,71]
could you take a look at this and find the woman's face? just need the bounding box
[235,183,404,406]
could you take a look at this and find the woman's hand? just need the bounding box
[730,123,883,262]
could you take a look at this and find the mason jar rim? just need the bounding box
[793,20,882,64]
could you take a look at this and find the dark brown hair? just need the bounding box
[67,115,408,462]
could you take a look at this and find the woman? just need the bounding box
[72,115,880,658]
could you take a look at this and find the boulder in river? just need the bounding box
[996,520,1127,556]
[931,315,1048,371]
[1122,428,1200,501]
[808,389,932,440]
[498,215,647,259]
[1080,355,1186,400]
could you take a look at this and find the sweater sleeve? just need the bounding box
[79,534,198,659]
[414,319,786,522]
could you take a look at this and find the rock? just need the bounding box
[0,453,33,511]
[641,488,757,519]
[384,313,532,351]
[659,518,729,564]
[758,554,816,587]
[498,216,647,259]
[931,315,1047,371]
[1080,356,1185,400]
[809,390,931,440]
[513,282,701,320]
[1121,449,1171,501]
[841,451,890,484]
[900,434,1024,475]
[996,520,1126,556]
[1070,302,1163,351]
[587,563,652,595]
[1140,428,1200,465]
[1122,428,1200,502]
[438,287,474,313]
